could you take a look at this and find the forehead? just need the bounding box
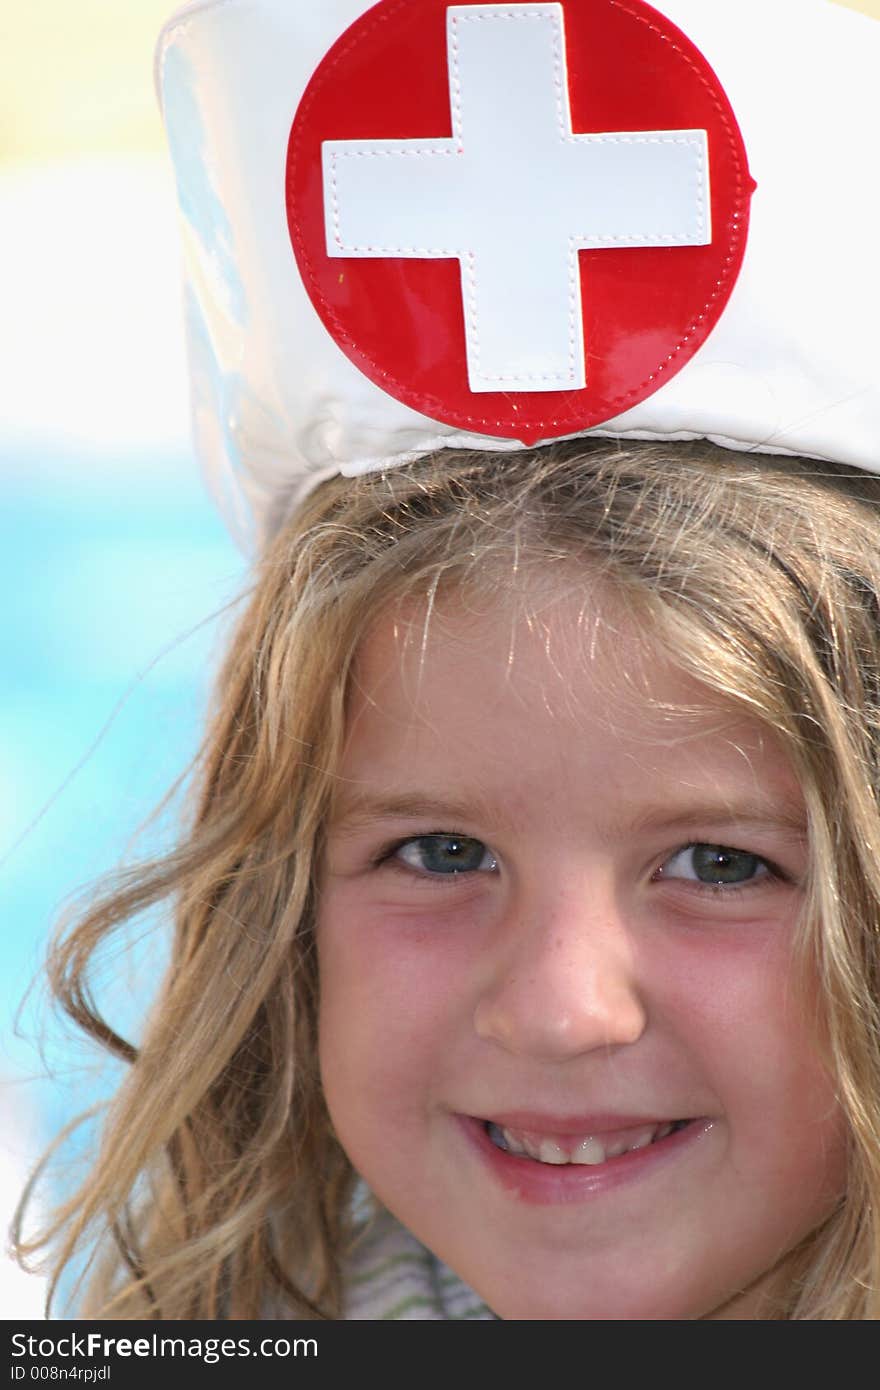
[340,580,802,818]
[352,576,715,726]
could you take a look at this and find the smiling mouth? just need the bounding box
[484,1119,693,1166]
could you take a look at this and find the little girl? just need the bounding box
[15,0,880,1318]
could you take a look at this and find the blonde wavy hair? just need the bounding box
[14,437,880,1319]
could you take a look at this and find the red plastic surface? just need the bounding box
[286,0,755,442]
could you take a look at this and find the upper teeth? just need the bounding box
[489,1122,676,1165]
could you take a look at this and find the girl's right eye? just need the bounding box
[384,834,498,877]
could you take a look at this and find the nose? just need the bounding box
[472,879,647,1061]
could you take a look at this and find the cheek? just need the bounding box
[316,909,468,1122]
[653,928,847,1176]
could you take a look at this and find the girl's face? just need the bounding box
[317,582,846,1319]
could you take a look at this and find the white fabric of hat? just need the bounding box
[155,0,880,551]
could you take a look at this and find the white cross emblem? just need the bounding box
[323,3,711,394]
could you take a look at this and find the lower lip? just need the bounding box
[459,1115,712,1206]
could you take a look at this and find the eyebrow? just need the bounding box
[327,789,807,841]
[625,802,808,839]
[328,791,503,837]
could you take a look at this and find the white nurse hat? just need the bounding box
[155,0,880,550]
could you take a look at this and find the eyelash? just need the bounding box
[652,841,785,893]
[374,832,498,880]
[374,834,787,891]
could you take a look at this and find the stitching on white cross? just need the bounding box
[328,136,706,244]
[323,3,710,392]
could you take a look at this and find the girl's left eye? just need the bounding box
[656,843,772,888]
[387,834,498,877]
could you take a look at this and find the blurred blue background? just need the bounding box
[0,4,247,1314]
[1,438,245,1315]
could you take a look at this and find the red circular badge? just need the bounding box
[287,0,754,442]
